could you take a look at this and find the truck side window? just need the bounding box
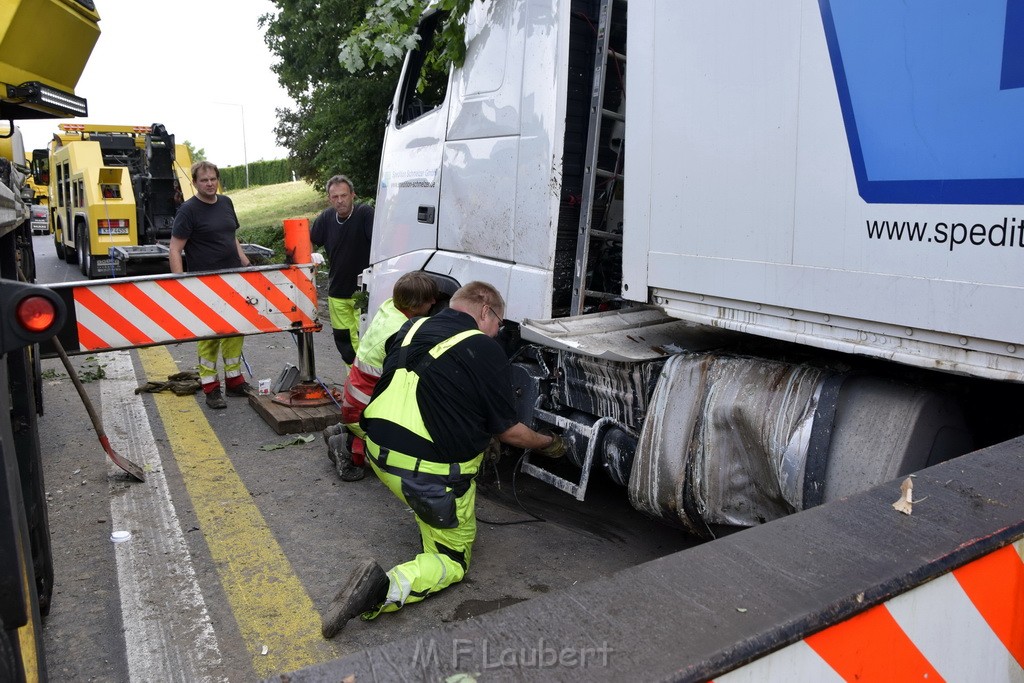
[396,10,450,126]
[31,149,48,186]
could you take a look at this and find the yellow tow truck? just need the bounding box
[33,123,195,278]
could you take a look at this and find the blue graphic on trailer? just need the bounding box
[819,0,1024,205]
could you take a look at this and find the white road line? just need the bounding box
[100,350,226,682]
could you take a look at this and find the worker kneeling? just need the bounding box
[321,281,566,638]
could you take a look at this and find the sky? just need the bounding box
[19,0,294,168]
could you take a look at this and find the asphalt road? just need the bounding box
[31,234,693,682]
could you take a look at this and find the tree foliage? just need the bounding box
[182,140,205,162]
[338,0,477,75]
[260,0,399,194]
[260,0,479,194]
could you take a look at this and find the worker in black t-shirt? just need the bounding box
[170,161,252,410]
[320,281,566,638]
[309,174,373,366]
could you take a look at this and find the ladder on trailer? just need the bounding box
[570,0,626,316]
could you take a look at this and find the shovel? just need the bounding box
[52,338,146,482]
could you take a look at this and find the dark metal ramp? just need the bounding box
[269,437,1024,682]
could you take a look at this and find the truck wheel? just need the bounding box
[31,344,43,417]
[0,552,48,682]
[0,628,16,683]
[63,225,78,265]
[77,225,91,277]
[53,226,66,260]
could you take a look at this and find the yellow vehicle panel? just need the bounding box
[0,0,100,94]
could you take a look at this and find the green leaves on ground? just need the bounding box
[259,434,315,451]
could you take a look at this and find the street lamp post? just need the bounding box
[214,101,249,188]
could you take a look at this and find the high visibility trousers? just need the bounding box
[362,457,478,619]
[197,336,244,390]
[328,296,360,365]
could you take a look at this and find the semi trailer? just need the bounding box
[271,2,1024,678]
[364,0,1024,533]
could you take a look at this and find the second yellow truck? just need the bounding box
[32,123,194,278]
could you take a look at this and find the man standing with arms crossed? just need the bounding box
[310,175,373,366]
[320,281,565,638]
[169,161,251,410]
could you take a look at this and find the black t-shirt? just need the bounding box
[363,308,518,463]
[171,195,241,272]
[309,203,373,298]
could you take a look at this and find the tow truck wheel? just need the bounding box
[77,225,91,277]
[63,224,78,265]
[53,226,66,260]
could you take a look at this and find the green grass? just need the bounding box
[228,181,323,261]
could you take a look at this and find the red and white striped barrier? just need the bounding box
[717,537,1024,682]
[50,265,319,354]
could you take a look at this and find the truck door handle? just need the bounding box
[417,205,435,224]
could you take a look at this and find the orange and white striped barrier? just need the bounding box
[716,537,1024,682]
[47,264,320,355]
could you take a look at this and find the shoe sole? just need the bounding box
[321,559,381,639]
[339,463,365,481]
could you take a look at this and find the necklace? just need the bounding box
[336,210,352,225]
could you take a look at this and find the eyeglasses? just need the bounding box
[483,305,506,334]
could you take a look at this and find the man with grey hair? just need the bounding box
[320,281,566,638]
[310,174,373,365]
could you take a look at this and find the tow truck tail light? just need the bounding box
[0,283,66,355]
[16,296,58,334]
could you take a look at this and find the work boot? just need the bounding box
[328,434,364,481]
[205,387,226,410]
[339,460,365,482]
[226,382,253,397]
[321,560,389,639]
[322,422,345,461]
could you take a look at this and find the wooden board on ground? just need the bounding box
[248,392,341,435]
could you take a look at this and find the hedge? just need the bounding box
[220,159,295,190]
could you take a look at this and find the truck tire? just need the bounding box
[77,224,91,277]
[1,346,51,679]
[31,344,42,417]
[16,223,35,283]
[0,552,48,683]
[52,225,66,260]
[0,627,16,683]
[63,223,78,266]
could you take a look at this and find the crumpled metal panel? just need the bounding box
[521,305,735,362]
[556,352,661,431]
[629,353,829,537]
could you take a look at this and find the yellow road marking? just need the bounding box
[17,560,41,682]
[138,346,336,677]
